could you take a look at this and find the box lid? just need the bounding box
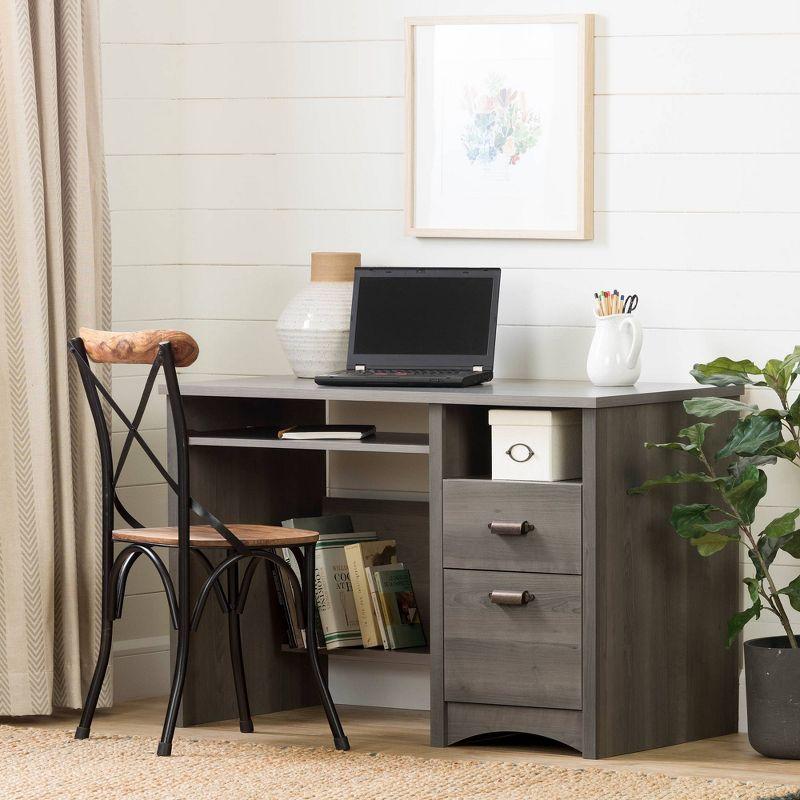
[488,409,581,427]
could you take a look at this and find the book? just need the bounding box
[372,565,426,650]
[277,425,376,441]
[270,561,297,648]
[344,540,397,648]
[282,514,353,535]
[282,513,376,650]
[366,564,399,649]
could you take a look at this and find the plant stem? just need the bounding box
[698,449,799,649]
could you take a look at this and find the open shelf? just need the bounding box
[282,644,430,666]
[189,430,429,454]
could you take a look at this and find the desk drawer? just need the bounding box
[443,479,581,574]
[444,569,581,710]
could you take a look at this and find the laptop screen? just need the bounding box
[348,268,501,368]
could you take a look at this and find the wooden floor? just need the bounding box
[4,698,799,789]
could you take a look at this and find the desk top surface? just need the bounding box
[167,375,739,409]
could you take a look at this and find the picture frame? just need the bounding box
[405,15,594,240]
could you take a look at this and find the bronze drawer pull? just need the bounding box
[487,520,533,536]
[489,589,533,606]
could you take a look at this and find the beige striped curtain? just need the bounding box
[0,0,111,714]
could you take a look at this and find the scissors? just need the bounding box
[622,294,638,314]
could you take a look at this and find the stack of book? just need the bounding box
[278,514,426,651]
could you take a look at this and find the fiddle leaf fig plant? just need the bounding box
[629,348,800,649]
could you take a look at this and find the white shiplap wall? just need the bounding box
[102,1,800,717]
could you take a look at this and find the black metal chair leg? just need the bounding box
[303,543,350,751]
[227,562,253,733]
[158,622,190,756]
[74,618,114,739]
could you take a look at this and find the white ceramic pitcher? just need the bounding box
[586,313,643,386]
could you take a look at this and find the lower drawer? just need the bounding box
[443,569,581,710]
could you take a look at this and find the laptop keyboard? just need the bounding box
[358,369,467,376]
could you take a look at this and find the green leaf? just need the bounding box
[743,577,760,605]
[729,454,778,479]
[762,509,800,539]
[668,504,737,540]
[683,397,759,418]
[690,530,739,556]
[644,423,714,455]
[723,466,767,524]
[750,533,787,579]
[779,575,800,612]
[678,423,713,448]
[716,414,782,459]
[780,532,800,559]
[670,504,716,539]
[762,352,800,400]
[788,394,800,426]
[628,472,724,495]
[691,357,762,388]
[768,440,800,460]
[726,601,762,647]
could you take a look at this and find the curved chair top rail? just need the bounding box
[79,327,199,368]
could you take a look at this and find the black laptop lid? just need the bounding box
[346,267,501,369]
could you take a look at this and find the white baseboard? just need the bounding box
[112,636,171,703]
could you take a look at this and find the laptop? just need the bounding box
[314,267,501,387]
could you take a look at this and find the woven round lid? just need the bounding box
[310,252,361,282]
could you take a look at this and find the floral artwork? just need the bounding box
[408,16,593,238]
[461,75,542,166]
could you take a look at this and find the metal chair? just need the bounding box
[68,327,349,756]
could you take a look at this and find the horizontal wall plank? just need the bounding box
[598,154,800,213]
[598,35,800,95]
[112,209,800,270]
[108,153,800,214]
[102,36,800,100]
[112,265,180,320]
[181,265,309,320]
[597,95,800,154]
[103,98,404,155]
[116,483,168,529]
[100,0,800,43]
[104,95,800,157]
[180,264,800,334]
[166,317,800,383]
[102,42,404,99]
[178,319,291,375]
[114,592,171,642]
[107,154,403,210]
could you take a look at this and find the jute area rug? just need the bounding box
[0,725,795,800]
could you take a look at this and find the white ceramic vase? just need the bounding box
[586,313,643,387]
[276,252,360,378]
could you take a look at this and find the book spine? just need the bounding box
[365,567,389,649]
[315,543,363,650]
[270,562,296,649]
[374,585,399,650]
[344,544,380,648]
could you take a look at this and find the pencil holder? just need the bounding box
[586,312,643,386]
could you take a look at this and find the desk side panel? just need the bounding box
[582,402,738,757]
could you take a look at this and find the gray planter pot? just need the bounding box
[745,635,800,759]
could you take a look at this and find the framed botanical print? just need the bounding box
[405,15,594,239]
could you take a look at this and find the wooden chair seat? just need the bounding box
[112,524,318,549]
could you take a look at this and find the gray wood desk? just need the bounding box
[163,376,740,758]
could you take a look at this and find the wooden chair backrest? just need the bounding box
[79,327,199,368]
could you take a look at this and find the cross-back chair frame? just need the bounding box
[68,334,348,756]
